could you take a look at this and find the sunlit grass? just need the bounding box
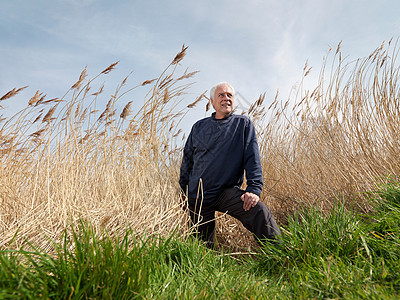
[250,179,400,298]
[1,181,400,298]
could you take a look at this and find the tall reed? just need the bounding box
[257,40,400,220]
[0,45,203,250]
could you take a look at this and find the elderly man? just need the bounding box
[179,82,281,248]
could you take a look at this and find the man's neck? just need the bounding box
[214,112,231,119]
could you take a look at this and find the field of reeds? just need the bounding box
[258,40,400,219]
[1,41,400,251]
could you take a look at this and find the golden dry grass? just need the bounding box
[257,39,400,222]
[1,41,399,252]
[0,50,197,251]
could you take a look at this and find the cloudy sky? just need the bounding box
[1,0,400,126]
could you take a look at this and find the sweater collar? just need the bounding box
[211,112,233,121]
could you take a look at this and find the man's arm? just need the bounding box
[243,118,263,197]
[179,131,194,195]
[241,119,263,211]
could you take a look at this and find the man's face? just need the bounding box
[211,84,235,119]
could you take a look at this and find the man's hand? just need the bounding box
[241,192,259,211]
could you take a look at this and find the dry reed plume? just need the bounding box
[256,39,400,221]
[1,41,399,251]
[0,46,201,251]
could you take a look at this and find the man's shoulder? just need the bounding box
[231,114,253,127]
[189,116,213,132]
[231,114,250,121]
[193,116,212,127]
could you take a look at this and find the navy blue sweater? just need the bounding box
[179,113,263,205]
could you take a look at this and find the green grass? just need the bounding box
[251,179,400,299]
[0,223,272,299]
[2,181,400,299]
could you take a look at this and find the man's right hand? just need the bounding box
[241,192,259,211]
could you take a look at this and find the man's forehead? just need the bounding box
[216,85,233,93]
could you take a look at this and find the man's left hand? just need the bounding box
[241,192,259,211]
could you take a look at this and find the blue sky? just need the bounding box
[1,0,400,126]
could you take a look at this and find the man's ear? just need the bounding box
[210,98,216,110]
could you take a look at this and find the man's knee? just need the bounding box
[244,202,281,240]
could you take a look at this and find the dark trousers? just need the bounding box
[188,187,281,248]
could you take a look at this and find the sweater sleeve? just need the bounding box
[243,119,263,196]
[179,129,194,194]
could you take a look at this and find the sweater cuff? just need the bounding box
[245,187,262,197]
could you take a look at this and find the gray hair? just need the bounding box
[210,82,235,100]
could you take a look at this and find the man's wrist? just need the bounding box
[245,188,261,197]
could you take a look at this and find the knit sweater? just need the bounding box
[179,113,263,205]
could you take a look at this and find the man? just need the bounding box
[179,82,281,248]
